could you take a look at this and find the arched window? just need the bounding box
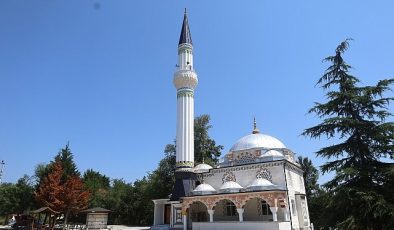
[225,201,237,216]
[260,200,272,216]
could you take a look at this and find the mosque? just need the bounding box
[152,10,311,230]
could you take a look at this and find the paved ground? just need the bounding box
[0,225,150,230]
[108,226,150,230]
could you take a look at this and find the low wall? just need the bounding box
[192,221,291,230]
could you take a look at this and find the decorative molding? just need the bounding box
[285,163,303,174]
[181,191,287,212]
[203,162,284,178]
[222,172,236,183]
[256,167,272,182]
[176,161,194,168]
[177,90,194,98]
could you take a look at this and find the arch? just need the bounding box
[239,193,276,208]
[212,199,238,222]
[243,197,273,221]
[182,199,209,212]
[189,201,208,222]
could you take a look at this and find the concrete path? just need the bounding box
[108,225,150,230]
[0,225,150,230]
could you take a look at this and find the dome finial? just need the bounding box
[252,117,260,134]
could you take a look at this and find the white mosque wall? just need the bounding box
[192,221,291,230]
[201,161,287,191]
[285,163,310,230]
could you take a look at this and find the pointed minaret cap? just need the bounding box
[252,117,260,134]
[178,8,193,45]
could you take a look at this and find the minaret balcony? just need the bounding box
[173,69,198,90]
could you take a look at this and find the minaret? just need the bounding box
[171,9,198,201]
[174,9,198,171]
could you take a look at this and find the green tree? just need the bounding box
[297,156,319,198]
[83,169,110,208]
[297,156,326,228]
[54,144,80,180]
[105,179,132,224]
[0,175,36,216]
[303,39,394,229]
[194,114,224,165]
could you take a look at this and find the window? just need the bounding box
[291,199,297,216]
[261,200,272,215]
[225,201,237,216]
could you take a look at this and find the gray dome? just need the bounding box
[193,183,216,195]
[194,163,213,173]
[230,133,286,152]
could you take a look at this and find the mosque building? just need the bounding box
[152,10,311,230]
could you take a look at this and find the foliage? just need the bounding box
[83,169,110,208]
[194,114,224,165]
[0,175,36,216]
[35,153,90,229]
[54,144,80,180]
[297,156,319,198]
[303,39,394,229]
[297,156,328,228]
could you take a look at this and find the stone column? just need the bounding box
[283,207,290,221]
[270,207,278,221]
[183,214,187,230]
[207,210,214,222]
[236,208,244,222]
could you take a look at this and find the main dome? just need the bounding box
[230,133,286,152]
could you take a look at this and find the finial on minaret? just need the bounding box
[252,117,260,134]
[178,8,193,45]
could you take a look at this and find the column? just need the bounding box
[207,210,214,222]
[270,207,278,221]
[236,208,244,222]
[283,207,290,221]
[183,213,187,230]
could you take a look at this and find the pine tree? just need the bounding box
[54,143,80,180]
[303,39,394,229]
[35,158,90,229]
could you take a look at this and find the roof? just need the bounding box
[81,207,111,213]
[194,163,213,173]
[230,133,286,152]
[178,9,193,45]
[31,207,60,214]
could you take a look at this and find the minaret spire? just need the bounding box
[252,117,260,134]
[179,8,193,45]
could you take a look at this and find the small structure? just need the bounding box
[30,207,60,230]
[82,207,111,230]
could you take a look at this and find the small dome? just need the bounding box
[230,133,286,152]
[193,183,216,195]
[261,150,284,158]
[246,178,275,191]
[194,163,213,173]
[219,181,243,193]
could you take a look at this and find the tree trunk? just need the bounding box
[62,211,69,230]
